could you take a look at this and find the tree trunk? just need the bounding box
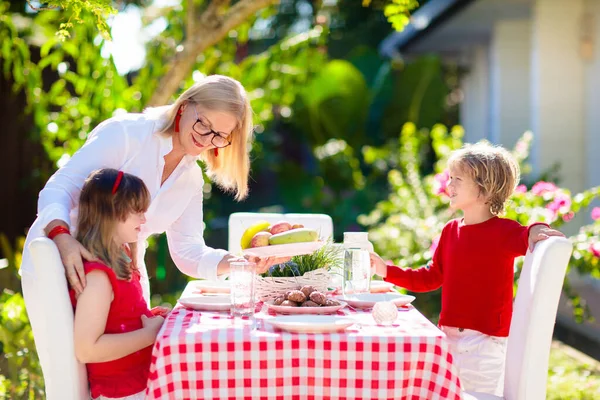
[148,0,279,106]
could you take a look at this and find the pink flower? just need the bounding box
[562,212,574,222]
[515,184,527,194]
[516,141,528,154]
[591,207,600,221]
[531,181,558,196]
[433,170,450,197]
[546,192,572,215]
[590,242,600,258]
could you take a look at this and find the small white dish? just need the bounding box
[242,241,325,258]
[190,280,231,294]
[334,293,415,309]
[178,295,231,311]
[265,315,355,334]
[265,300,347,315]
[369,281,395,293]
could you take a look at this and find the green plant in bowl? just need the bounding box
[261,240,343,278]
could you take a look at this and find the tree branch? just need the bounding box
[147,0,278,106]
[186,0,195,41]
[26,0,59,11]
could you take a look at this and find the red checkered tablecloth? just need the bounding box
[146,304,462,400]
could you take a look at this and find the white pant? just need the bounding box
[94,391,146,400]
[441,326,507,397]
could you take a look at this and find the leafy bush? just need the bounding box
[359,123,600,320]
[0,290,44,399]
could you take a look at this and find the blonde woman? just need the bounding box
[20,75,284,394]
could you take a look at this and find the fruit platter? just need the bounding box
[240,220,325,258]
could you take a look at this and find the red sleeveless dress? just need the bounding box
[70,261,154,399]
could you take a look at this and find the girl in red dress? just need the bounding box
[69,168,167,400]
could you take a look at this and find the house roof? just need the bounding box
[379,0,476,58]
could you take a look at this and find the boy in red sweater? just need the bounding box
[370,142,564,396]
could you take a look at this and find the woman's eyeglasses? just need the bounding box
[192,108,232,148]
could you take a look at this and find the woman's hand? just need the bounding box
[53,234,97,295]
[243,254,291,274]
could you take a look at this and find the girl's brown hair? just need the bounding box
[448,141,520,215]
[76,168,150,280]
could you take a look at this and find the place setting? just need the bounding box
[177,224,417,334]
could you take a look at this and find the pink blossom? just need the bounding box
[515,184,527,194]
[531,181,558,196]
[562,212,574,222]
[591,207,600,221]
[590,242,600,258]
[433,170,450,197]
[546,192,572,215]
[515,141,528,154]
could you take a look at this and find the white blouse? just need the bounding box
[20,112,228,294]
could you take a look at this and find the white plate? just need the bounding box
[190,280,231,294]
[265,315,355,334]
[178,295,231,311]
[334,293,415,309]
[242,241,325,258]
[370,281,395,293]
[265,300,347,315]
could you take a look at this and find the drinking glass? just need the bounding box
[229,260,256,317]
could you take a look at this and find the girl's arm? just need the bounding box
[73,270,162,363]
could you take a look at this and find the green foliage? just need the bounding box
[360,124,600,322]
[363,0,419,31]
[294,59,369,148]
[26,0,116,40]
[382,56,449,136]
[261,241,343,278]
[546,342,600,399]
[0,291,44,399]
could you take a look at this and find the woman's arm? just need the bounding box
[35,119,129,292]
[73,270,162,364]
[166,188,230,281]
[37,118,129,232]
[166,189,288,279]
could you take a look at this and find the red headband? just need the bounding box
[112,171,124,194]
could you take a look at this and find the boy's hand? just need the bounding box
[369,252,388,278]
[528,225,565,251]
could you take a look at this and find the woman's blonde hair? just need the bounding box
[448,141,520,215]
[154,75,253,201]
[76,168,151,280]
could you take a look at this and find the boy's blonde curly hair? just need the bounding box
[448,141,520,215]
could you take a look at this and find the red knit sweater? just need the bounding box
[385,217,544,337]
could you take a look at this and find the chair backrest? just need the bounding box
[29,238,89,400]
[228,212,334,254]
[504,237,573,400]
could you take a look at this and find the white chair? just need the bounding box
[228,212,334,254]
[463,236,574,400]
[28,237,89,400]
